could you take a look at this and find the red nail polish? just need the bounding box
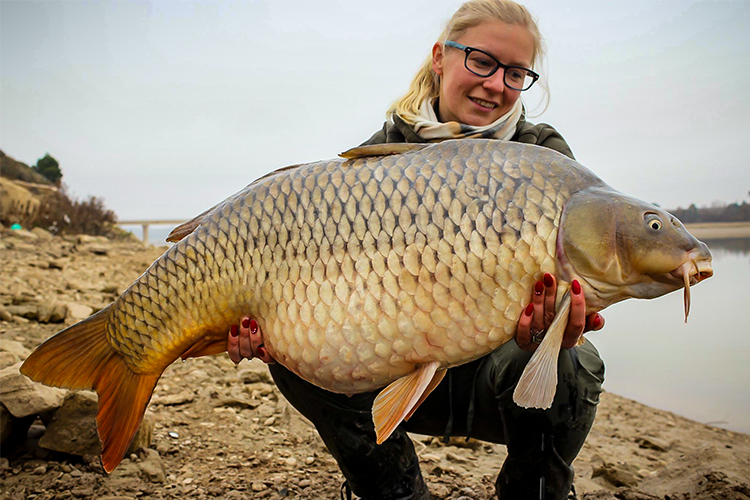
[257,347,266,358]
[572,280,581,294]
[525,303,534,316]
[534,281,544,295]
[544,273,554,288]
[242,318,250,329]
[593,314,601,328]
[230,324,238,337]
[249,319,258,334]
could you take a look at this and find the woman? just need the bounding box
[229,1,605,498]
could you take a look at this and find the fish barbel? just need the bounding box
[21,139,713,472]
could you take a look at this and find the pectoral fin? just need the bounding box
[513,293,572,409]
[372,361,441,444]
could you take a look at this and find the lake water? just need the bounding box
[122,224,750,434]
[587,237,750,434]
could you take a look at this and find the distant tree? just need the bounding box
[33,153,62,185]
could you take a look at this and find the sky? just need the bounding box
[2,0,749,221]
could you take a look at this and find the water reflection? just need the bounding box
[587,237,750,434]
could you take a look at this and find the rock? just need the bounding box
[127,411,155,456]
[0,352,17,369]
[237,360,273,384]
[38,390,155,457]
[66,303,93,321]
[137,448,166,483]
[0,403,35,449]
[0,362,66,418]
[48,258,67,270]
[152,390,195,406]
[38,391,101,456]
[636,436,670,452]
[36,300,67,323]
[4,304,38,320]
[0,306,13,322]
[592,462,641,488]
[252,481,267,491]
[75,235,110,244]
[83,244,109,255]
[30,227,54,241]
[9,229,38,240]
[0,339,31,359]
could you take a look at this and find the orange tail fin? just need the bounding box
[20,305,160,473]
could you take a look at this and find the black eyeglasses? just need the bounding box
[444,41,539,91]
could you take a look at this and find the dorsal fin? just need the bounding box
[166,205,217,243]
[339,143,429,160]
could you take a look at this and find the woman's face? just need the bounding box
[432,20,535,126]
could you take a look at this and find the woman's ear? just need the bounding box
[432,42,444,76]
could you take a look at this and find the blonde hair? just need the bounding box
[389,0,548,119]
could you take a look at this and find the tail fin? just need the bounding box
[20,305,160,472]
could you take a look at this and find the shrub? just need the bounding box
[31,186,117,236]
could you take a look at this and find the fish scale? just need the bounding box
[104,140,595,391]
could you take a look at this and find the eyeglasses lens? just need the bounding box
[465,51,535,90]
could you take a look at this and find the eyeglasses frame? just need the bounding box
[443,40,540,91]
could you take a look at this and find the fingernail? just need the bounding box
[544,273,554,287]
[572,280,581,294]
[593,314,601,328]
[534,281,544,295]
[242,318,250,329]
[257,347,266,358]
[249,319,258,334]
[230,324,238,337]
[525,303,534,316]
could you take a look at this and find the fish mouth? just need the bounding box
[670,253,713,322]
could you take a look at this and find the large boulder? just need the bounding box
[0,362,65,418]
[39,390,155,457]
[36,300,68,323]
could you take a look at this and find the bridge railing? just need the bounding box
[117,220,186,244]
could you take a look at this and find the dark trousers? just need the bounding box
[269,339,605,500]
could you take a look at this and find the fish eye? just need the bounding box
[644,213,663,231]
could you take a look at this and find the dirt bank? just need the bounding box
[1,230,748,499]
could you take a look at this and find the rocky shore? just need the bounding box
[1,227,749,499]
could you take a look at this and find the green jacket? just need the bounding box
[361,113,575,160]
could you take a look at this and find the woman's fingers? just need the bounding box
[238,317,254,359]
[228,324,242,364]
[531,280,546,334]
[516,303,538,352]
[585,312,605,333]
[562,280,586,349]
[543,273,556,328]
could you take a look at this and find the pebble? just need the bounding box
[168,431,179,439]
[284,457,297,467]
[32,465,47,475]
[304,457,315,465]
[299,479,311,488]
[252,481,267,492]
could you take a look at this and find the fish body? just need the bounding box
[21,139,712,472]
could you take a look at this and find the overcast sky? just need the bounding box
[2,0,749,221]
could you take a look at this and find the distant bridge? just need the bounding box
[117,219,186,244]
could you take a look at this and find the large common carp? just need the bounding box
[21,139,712,472]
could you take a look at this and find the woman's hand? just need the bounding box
[227,316,276,365]
[516,273,604,352]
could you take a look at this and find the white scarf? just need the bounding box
[398,98,523,142]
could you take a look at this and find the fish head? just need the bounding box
[559,187,713,318]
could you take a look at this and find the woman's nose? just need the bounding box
[482,69,506,93]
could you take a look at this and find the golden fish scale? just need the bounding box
[106,140,598,393]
